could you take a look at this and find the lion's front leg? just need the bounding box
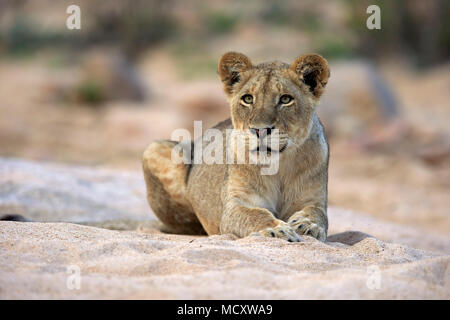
[220,202,301,242]
[287,205,328,242]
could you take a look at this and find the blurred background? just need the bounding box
[0,0,449,234]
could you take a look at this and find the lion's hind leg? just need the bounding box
[142,140,205,235]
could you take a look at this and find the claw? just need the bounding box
[288,217,326,242]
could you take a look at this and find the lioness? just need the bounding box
[143,52,330,242]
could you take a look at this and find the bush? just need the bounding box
[205,11,238,34]
[76,80,105,105]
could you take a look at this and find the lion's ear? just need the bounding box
[218,52,253,96]
[290,54,329,99]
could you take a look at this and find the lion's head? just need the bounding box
[218,52,329,154]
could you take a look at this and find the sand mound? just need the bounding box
[0,158,448,299]
[0,221,448,299]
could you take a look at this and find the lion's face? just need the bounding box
[218,52,329,154]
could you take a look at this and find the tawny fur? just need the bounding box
[143,52,330,242]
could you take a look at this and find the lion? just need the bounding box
[142,52,330,242]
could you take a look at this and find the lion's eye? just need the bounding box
[241,94,253,105]
[280,95,293,105]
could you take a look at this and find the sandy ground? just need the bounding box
[0,220,448,299]
[0,158,449,299]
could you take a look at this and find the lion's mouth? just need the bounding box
[252,144,288,153]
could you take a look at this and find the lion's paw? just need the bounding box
[289,217,326,242]
[253,221,301,242]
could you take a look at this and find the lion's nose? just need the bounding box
[249,126,275,138]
